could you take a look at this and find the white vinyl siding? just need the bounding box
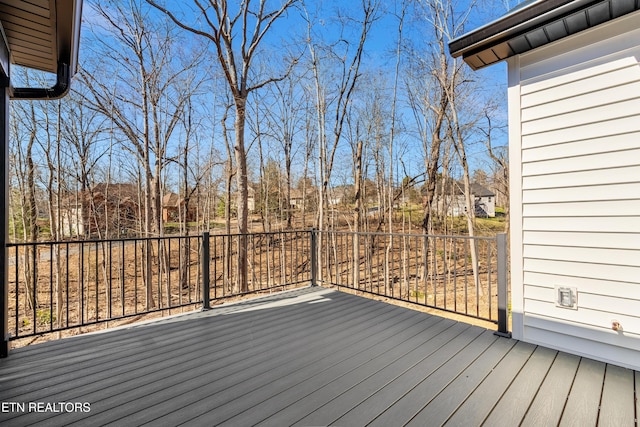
[513,11,640,370]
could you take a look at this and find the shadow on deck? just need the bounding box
[1,286,638,426]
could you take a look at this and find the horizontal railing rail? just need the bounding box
[6,229,508,342]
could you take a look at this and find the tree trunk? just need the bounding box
[234,100,249,293]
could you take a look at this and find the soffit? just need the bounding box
[0,0,82,75]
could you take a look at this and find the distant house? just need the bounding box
[327,185,353,206]
[450,0,640,370]
[60,183,139,238]
[290,190,303,208]
[366,206,380,218]
[432,181,496,218]
[471,183,496,218]
[162,193,196,223]
[247,187,256,212]
[290,188,315,208]
[231,187,256,213]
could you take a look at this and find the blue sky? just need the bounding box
[18,0,518,189]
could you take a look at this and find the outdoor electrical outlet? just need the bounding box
[555,286,578,310]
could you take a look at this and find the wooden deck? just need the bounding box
[0,286,638,426]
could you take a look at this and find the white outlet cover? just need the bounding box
[555,285,578,310]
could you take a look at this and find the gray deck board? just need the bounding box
[231,317,453,426]
[3,290,346,414]
[260,322,470,425]
[482,345,558,427]
[140,304,436,426]
[0,286,637,427]
[559,357,606,427]
[289,318,464,427]
[520,351,581,427]
[1,289,351,400]
[369,330,500,427]
[443,340,537,426]
[404,334,516,426]
[43,290,407,426]
[332,324,484,426]
[598,364,636,427]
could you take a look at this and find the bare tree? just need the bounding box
[11,99,39,245]
[304,0,380,231]
[429,0,481,291]
[219,102,235,236]
[147,0,300,292]
[263,73,307,229]
[81,0,205,238]
[250,95,273,232]
[8,65,59,317]
[344,110,364,231]
[482,109,509,232]
[387,0,407,234]
[449,97,481,293]
[10,96,39,310]
[404,12,449,234]
[299,94,317,228]
[344,73,390,233]
[79,0,207,309]
[59,90,111,238]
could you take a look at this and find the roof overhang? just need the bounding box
[0,0,83,99]
[449,0,640,70]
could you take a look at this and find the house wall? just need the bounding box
[475,195,495,218]
[60,207,84,237]
[508,11,640,370]
[435,195,466,217]
[434,193,496,218]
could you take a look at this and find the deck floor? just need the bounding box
[0,286,638,426]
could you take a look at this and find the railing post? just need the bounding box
[310,228,317,287]
[0,51,8,358]
[202,232,211,310]
[495,233,511,338]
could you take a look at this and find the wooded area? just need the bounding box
[9,0,509,243]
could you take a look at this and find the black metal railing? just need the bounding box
[7,235,202,340]
[200,230,312,308]
[7,230,312,341]
[6,229,508,342]
[313,230,509,333]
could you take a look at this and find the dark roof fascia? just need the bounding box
[58,0,84,77]
[448,0,640,70]
[449,0,580,57]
